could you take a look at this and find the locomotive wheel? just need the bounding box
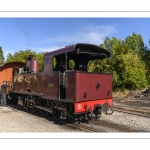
[30,101,37,112]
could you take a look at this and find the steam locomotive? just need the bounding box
[8,43,113,122]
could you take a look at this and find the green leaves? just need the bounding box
[100,32,147,91]
[0,46,4,64]
[113,53,147,90]
[6,49,36,62]
[52,57,57,68]
[69,59,75,70]
[36,52,45,70]
[6,49,45,71]
[125,32,145,56]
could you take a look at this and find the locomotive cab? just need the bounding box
[47,43,112,100]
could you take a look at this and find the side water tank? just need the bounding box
[29,59,40,72]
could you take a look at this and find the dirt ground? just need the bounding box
[113,87,150,108]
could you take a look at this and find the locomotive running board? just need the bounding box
[35,105,52,113]
[11,91,44,96]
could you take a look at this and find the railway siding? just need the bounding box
[113,104,150,118]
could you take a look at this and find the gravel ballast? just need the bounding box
[0,106,80,132]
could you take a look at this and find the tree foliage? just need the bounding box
[6,49,45,71]
[141,37,150,82]
[99,33,147,91]
[52,57,57,68]
[88,58,110,73]
[125,32,145,56]
[69,60,75,70]
[36,52,45,70]
[6,49,36,62]
[0,46,4,64]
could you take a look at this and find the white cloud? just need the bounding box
[47,24,117,45]
[34,24,117,54]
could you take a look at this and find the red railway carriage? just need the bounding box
[9,43,113,122]
[0,62,25,94]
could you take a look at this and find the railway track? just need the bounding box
[34,113,139,132]
[89,119,141,132]
[113,104,150,118]
[45,113,139,132]
[66,123,101,132]
[65,117,142,132]
[6,103,144,132]
[66,119,141,132]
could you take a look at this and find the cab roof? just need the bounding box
[44,43,110,59]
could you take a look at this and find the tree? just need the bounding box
[87,58,110,73]
[36,52,45,71]
[111,49,147,90]
[6,49,45,71]
[142,40,150,84]
[6,49,36,63]
[99,33,147,91]
[125,32,145,56]
[0,46,4,64]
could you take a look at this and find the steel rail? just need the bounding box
[89,120,140,132]
[66,123,100,132]
[113,104,150,118]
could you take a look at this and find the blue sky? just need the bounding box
[0,18,150,60]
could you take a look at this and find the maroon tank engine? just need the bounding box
[9,43,113,123]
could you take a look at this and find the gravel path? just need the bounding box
[0,106,80,132]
